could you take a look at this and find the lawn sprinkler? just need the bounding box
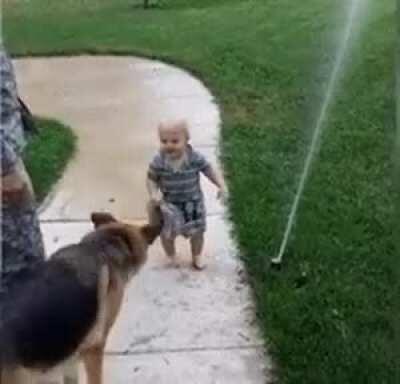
[270,0,366,268]
[270,242,285,267]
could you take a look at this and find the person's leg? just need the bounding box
[161,234,178,267]
[1,201,45,291]
[190,232,206,270]
[1,164,45,326]
[1,158,45,289]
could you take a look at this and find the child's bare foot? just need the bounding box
[161,234,178,267]
[190,233,205,270]
[192,253,206,270]
[165,253,180,268]
[167,254,180,268]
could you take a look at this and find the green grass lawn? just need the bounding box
[4,0,397,382]
[24,118,76,203]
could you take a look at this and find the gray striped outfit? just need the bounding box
[148,146,210,238]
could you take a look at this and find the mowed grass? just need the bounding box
[24,118,76,203]
[3,0,397,382]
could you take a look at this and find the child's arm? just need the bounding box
[203,165,227,198]
[146,177,161,203]
[194,150,227,199]
[147,154,163,202]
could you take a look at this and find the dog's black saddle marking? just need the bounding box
[0,243,99,369]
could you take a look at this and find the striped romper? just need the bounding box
[148,146,211,238]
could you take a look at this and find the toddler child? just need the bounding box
[147,120,225,269]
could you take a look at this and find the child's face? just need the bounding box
[159,125,188,159]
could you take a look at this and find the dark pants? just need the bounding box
[1,197,45,295]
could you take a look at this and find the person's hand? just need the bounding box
[2,171,31,205]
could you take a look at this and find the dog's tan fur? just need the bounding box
[1,212,161,384]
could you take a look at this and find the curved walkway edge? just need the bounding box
[15,56,273,383]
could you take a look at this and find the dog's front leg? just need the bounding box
[82,345,104,384]
[80,265,110,384]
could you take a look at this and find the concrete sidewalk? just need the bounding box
[15,56,271,383]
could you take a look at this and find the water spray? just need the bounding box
[271,0,368,266]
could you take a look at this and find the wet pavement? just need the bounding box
[15,56,272,383]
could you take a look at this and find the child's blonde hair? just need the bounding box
[158,119,190,141]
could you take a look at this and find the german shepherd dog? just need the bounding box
[0,210,161,384]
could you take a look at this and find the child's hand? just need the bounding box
[150,195,162,205]
[149,189,163,205]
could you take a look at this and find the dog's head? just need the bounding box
[91,212,161,244]
[88,212,161,274]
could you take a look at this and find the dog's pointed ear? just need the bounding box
[141,224,161,245]
[91,212,117,228]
